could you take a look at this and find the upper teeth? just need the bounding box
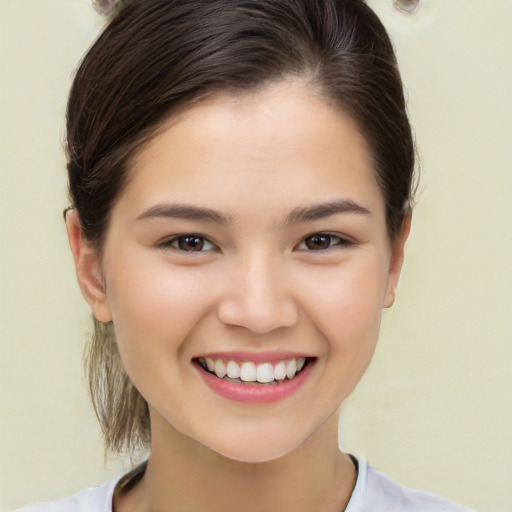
[201,357,307,383]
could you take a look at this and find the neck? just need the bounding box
[116,411,356,512]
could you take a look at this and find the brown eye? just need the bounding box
[297,233,349,252]
[304,234,332,250]
[177,236,204,251]
[159,235,217,252]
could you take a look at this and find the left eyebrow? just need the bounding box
[282,199,371,226]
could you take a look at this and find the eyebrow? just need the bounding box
[282,199,371,225]
[136,199,370,227]
[136,204,233,226]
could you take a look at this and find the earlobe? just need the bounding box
[65,210,112,322]
[383,215,411,308]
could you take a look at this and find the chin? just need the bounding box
[201,425,308,464]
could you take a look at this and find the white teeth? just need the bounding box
[201,356,309,383]
[286,359,297,379]
[256,362,274,383]
[214,359,227,379]
[273,361,287,380]
[226,360,241,379]
[240,362,257,382]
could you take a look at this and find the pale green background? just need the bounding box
[0,0,511,510]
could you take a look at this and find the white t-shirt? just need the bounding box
[13,458,477,512]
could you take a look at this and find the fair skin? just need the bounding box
[67,80,410,512]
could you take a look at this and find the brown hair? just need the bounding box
[66,0,415,452]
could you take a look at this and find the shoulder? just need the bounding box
[346,458,478,512]
[11,477,119,512]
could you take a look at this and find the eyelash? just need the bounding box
[158,232,352,253]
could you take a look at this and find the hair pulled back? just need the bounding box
[66,0,415,452]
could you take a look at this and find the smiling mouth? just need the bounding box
[196,357,313,386]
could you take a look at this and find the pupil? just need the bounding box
[179,236,204,251]
[306,234,330,250]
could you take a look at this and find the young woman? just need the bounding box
[16,0,476,510]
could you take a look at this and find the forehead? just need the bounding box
[121,80,383,218]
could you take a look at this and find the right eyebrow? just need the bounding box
[135,203,233,226]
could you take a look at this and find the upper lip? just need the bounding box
[194,350,314,363]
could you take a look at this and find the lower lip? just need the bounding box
[195,360,314,404]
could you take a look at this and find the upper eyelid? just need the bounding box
[301,231,352,243]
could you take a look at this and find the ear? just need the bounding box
[383,215,411,308]
[66,210,112,322]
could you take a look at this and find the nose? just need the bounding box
[216,254,298,334]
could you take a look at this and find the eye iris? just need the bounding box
[178,236,204,251]
[305,234,331,250]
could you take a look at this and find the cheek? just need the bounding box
[309,260,389,399]
[104,254,215,361]
[297,253,389,353]
[102,258,219,412]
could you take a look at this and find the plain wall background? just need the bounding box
[0,0,510,510]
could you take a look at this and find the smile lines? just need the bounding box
[197,357,308,384]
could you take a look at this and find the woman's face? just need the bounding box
[78,81,406,462]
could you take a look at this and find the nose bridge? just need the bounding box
[217,250,298,333]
